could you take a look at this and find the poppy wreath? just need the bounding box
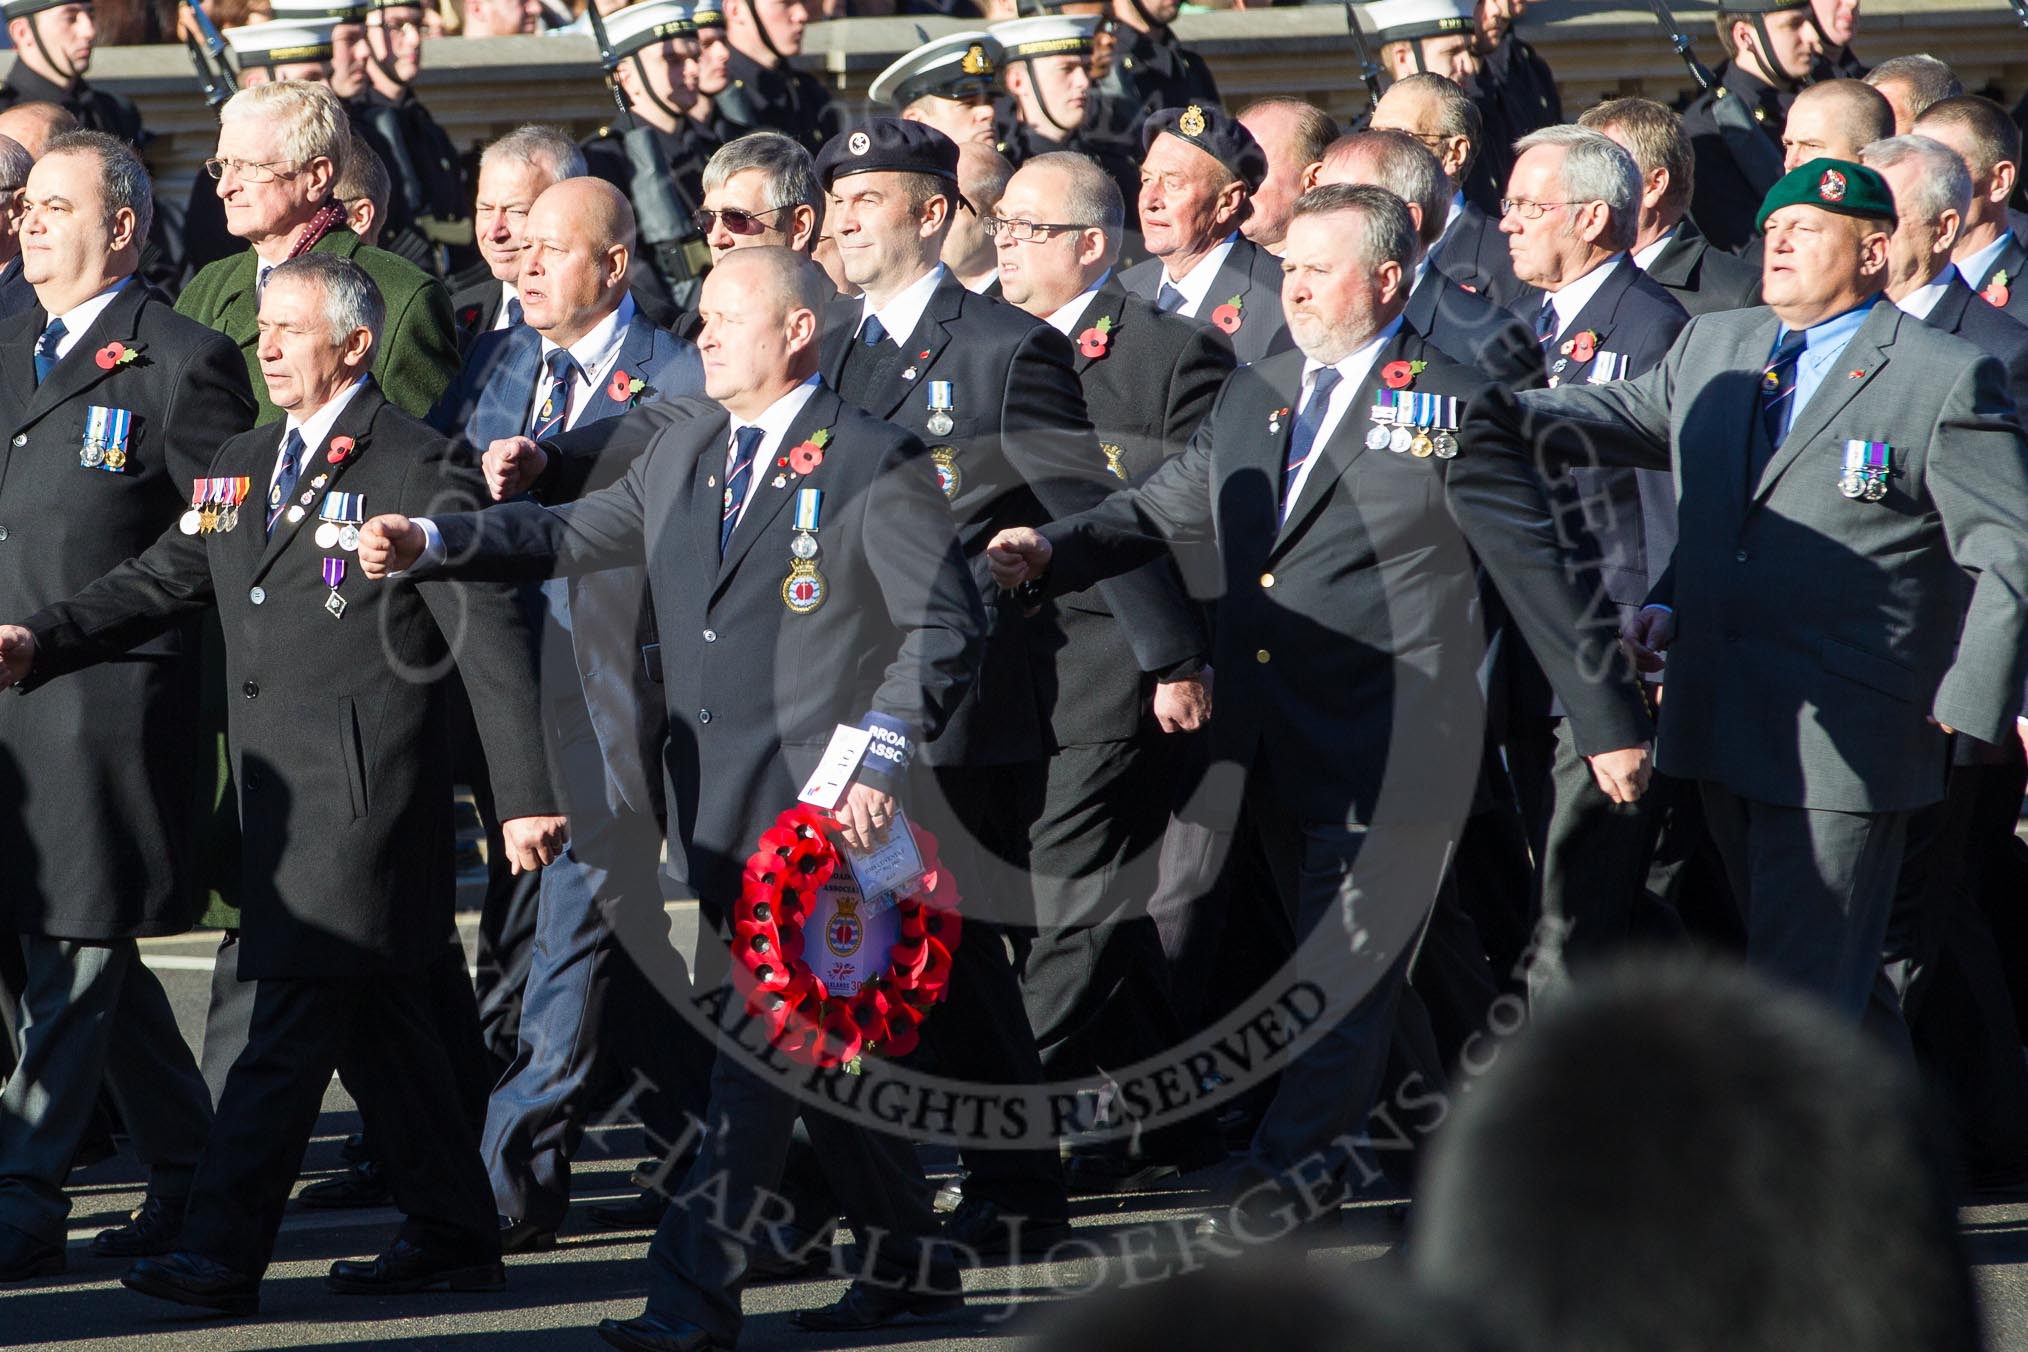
[728,804,962,1070]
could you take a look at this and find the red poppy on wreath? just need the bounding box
[327,436,355,464]
[1382,359,1427,390]
[608,369,647,404]
[1210,296,1243,334]
[728,804,962,1068]
[1984,269,2011,309]
[1077,314,1114,359]
[787,427,832,476]
[1560,329,1600,364]
[94,341,141,371]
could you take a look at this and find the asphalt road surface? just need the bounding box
[9,911,2028,1351]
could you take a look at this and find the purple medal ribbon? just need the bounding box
[322,557,345,589]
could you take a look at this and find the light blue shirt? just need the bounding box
[1771,297,1879,442]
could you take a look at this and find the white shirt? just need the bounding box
[1160,233,1236,319]
[531,294,634,434]
[1280,315,1403,523]
[723,374,823,530]
[859,264,945,350]
[960,270,998,295]
[1957,231,2014,292]
[1896,276,1952,320]
[1042,272,1110,338]
[1546,254,1628,337]
[272,373,368,500]
[42,277,129,359]
[1631,223,1680,273]
[492,282,527,332]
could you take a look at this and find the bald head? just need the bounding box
[1783,79,1895,170]
[698,246,830,416]
[0,101,76,159]
[519,178,639,345]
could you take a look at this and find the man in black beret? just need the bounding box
[1120,101,1290,365]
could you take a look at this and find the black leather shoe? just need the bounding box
[588,1189,668,1231]
[0,1223,63,1282]
[745,1230,832,1282]
[94,1195,186,1258]
[941,1198,1072,1259]
[122,1251,258,1314]
[498,1214,557,1255]
[338,1132,372,1165]
[596,1312,727,1351]
[297,1159,392,1209]
[325,1238,505,1295]
[791,1279,964,1332]
[1065,1153,1181,1195]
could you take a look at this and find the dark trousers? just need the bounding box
[1226,765,1457,1207]
[454,679,545,1072]
[904,761,1065,1217]
[0,938,22,1081]
[1530,715,1671,968]
[0,936,212,1244]
[1699,782,1910,1027]
[482,693,711,1229]
[180,972,498,1279]
[644,1050,951,1345]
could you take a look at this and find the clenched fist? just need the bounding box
[986,526,1052,590]
[357,514,424,579]
[501,815,569,874]
[1621,605,1676,675]
[0,625,35,692]
[484,435,549,503]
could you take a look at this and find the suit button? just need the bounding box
[0,525,9,542]
[1735,549,1749,563]
[1256,649,1271,664]
[703,629,717,643]
[242,680,259,698]
[8,434,21,448]
[1259,572,1274,588]
[699,709,712,723]
[249,586,266,605]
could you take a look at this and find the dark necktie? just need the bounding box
[860,314,887,348]
[33,318,64,385]
[529,349,578,439]
[1157,283,1188,314]
[267,428,304,535]
[1281,366,1342,520]
[1535,298,1559,350]
[1759,330,1808,450]
[720,425,764,557]
[504,294,523,328]
[838,313,893,395]
[256,265,274,305]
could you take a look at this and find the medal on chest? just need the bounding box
[781,488,828,614]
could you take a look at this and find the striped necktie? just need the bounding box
[1157,283,1187,314]
[1281,366,1342,520]
[1759,330,1808,449]
[720,425,764,557]
[267,428,304,535]
[32,318,64,385]
[529,349,578,440]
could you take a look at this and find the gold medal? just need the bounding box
[931,446,961,499]
[781,559,827,613]
[1410,430,1435,458]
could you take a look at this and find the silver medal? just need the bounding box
[1838,473,1864,499]
[1433,431,1459,459]
[338,524,361,552]
[79,443,104,468]
[1365,424,1391,451]
[927,411,954,437]
[1863,478,1886,502]
[314,522,340,549]
[1389,426,1413,454]
[790,531,819,561]
[178,509,202,536]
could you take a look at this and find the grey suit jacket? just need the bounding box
[1501,300,2028,813]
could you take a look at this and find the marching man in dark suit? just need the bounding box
[1500,125,1689,965]
[1914,97,2028,329]
[1502,158,2028,1027]
[357,244,986,1350]
[1121,102,1290,365]
[987,184,1654,1235]
[0,253,564,1313]
[430,176,709,1251]
[0,131,253,1283]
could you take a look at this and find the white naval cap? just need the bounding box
[987,14,1096,63]
[869,31,1003,111]
[601,0,696,59]
[225,19,339,67]
[1361,0,1474,44]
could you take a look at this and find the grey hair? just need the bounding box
[480,124,585,186]
[0,134,30,195]
[1292,182,1417,273]
[1514,124,1640,252]
[1323,129,1447,249]
[1860,134,1973,226]
[219,81,349,178]
[266,253,385,348]
[1386,72,1482,178]
[703,131,824,235]
[43,129,153,245]
[1026,150,1124,234]
[1866,55,1963,122]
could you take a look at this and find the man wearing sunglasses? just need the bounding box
[345,0,474,278]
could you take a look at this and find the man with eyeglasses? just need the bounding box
[0,135,33,320]
[989,148,1231,1194]
[1497,126,1688,974]
[870,29,1002,150]
[178,80,458,426]
[1369,72,1528,310]
[427,177,709,1256]
[0,0,143,147]
[345,0,475,279]
[715,0,834,153]
[989,15,1142,242]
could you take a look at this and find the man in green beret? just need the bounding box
[1472,157,2028,1030]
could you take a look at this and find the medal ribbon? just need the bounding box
[794,487,822,531]
[322,557,345,589]
[927,380,954,412]
[227,477,250,506]
[319,491,365,523]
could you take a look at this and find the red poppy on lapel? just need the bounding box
[94,341,141,370]
[1211,297,1243,334]
[327,436,355,464]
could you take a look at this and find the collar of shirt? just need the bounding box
[536,294,635,432]
[1778,295,1881,422]
[283,372,370,461]
[492,282,526,331]
[45,276,129,359]
[1161,233,1237,318]
[1956,231,2014,291]
[1044,272,1112,338]
[724,373,823,527]
[861,263,946,350]
[1282,315,1405,521]
[1548,254,1627,337]
[1631,223,1680,273]
[1896,277,1952,321]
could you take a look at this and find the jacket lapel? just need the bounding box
[472,328,541,446]
[0,306,36,422]
[1927,274,1975,335]
[577,317,659,425]
[715,385,843,597]
[250,384,382,584]
[1752,302,1897,507]
[19,283,150,432]
[876,277,961,420]
[1074,282,1129,376]
[689,406,732,583]
[1546,258,1636,387]
[1272,335,1403,552]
